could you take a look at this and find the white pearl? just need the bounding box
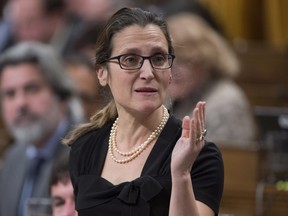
[108,106,169,164]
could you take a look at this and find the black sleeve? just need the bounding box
[191,142,224,215]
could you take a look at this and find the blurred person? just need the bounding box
[0,0,13,52]
[64,54,110,120]
[138,0,191,15]
[62,0,136,57]
[63,0,135,23]
[0,0,80,55]
[50,153,76,216]
[0,41,83,216]
[67,21,106,59]
[64,7,224,216]
[163,1,225,36]
[167,13,258,147]
[0,1,14,167]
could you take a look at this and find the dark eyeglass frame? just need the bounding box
[104,53,175,70]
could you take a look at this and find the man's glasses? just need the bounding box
[104,53,175,70]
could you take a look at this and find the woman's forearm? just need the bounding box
[169,174,200,216]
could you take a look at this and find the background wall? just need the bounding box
[199,0,288,48]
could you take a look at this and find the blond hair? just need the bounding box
[168,13,239,78]
[63,101,117,145]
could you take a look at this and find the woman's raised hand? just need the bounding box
[171,101,206,177]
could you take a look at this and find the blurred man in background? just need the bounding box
[0,42,83,216]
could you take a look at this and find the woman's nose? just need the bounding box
[139,60,155,80]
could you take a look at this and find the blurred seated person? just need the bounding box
[0,41,83,216]
[0,0,80,56]
[64,54,110,120]
[167,13,258,148]
[67,21,105,59]
[63,0,135,23]
[50,154,76,216]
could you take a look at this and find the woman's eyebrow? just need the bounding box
[116,47,140,54]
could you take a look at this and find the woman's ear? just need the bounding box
[97,66,108,86]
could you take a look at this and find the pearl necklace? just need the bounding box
[108,106,169,164]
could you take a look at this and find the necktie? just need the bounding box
[18,156,45,216]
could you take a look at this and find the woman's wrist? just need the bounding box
[171,171,191,183]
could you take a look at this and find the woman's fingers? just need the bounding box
[181,116,191,138]
[197,101,205,133]
[181,101,206,144]
[194,102,207,145]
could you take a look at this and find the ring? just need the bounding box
[196,129,207,142]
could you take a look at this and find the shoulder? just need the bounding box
[196,141,223,167]
[205,79,253,121]
[192,141,224,182]
[2,142,26,162]
[206,79,249,106]
[160,115,182,142]
[69,121,112,155]
[166,115,182,130]
[192,141,224,192]
[0,143,27,184]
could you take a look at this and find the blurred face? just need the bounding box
[169,60,201,100]
[0,63,64,146]
[66,64,104,119]
[64,0,114,21]
[9,0,55,42]
[98,24,171,114]
[51,181,75,216]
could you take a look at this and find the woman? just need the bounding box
[64,7,224,216]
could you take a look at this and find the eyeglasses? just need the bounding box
[104,53,175,70]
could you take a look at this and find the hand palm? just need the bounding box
[171,101,206,177]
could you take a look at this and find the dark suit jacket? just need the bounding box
[0,124,71,216]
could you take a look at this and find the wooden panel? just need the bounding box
[262,184,288,216]
[219,146,260,216]
[236,46,288,84]
[237,83,288,107]
[221,146,260,191]
[219,145,288,216]
[199,0,263,40]
[235,44,288,107]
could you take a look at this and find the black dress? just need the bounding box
[69,116,224,216]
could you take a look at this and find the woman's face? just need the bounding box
[99,24,171,114]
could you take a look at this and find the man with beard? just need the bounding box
[0,42,84,216]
